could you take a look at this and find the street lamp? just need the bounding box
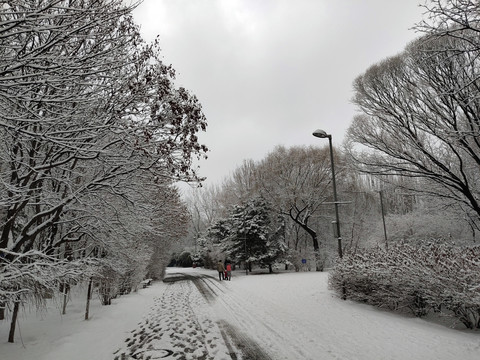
[244,232,248,276]
[312,129,343,258]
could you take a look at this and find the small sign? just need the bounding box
[301,258,306,264]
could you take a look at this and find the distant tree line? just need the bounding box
[183,140,477,275]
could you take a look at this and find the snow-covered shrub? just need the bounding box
[118,269,136,295]
[0,250,96,304]
[95,263,122,306]
[329,243,480,329]
[177,251,194,267]
[0,248,102,330]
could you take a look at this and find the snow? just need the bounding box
[1,268,479,359]
[0,282,158,360]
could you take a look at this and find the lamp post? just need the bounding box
[312,129,343,258]
[244,232,248,275]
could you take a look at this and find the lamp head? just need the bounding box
[312,129,329,138]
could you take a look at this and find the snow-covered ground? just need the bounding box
[1,267,479,359]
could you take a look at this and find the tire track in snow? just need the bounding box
[217,320,272,360]
[196,276,293,359]
[199,274,340,360]
[169,273,275,359]
[190,275,273,359]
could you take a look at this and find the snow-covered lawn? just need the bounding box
[1,267,479,359]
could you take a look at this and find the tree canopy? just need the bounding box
[0,0,208,342]
[347,30,480,220]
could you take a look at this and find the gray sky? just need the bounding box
[133,0,425,187]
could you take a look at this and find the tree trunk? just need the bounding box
[0,208,15,250]
[62,283,70,315]
[269,264,273,273]
[8,301,20,343]
[314,250,323,272]
[0,302,5,320]
[288,207,321,270]
[85,278,93,320]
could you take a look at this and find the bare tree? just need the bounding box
[184,184,224,243]
[347,32,480,220]
[417,0,480,52]
[253,145,339,270]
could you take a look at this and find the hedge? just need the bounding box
[329,243,480,329]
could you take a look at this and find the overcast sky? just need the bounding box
[132,0,426,187]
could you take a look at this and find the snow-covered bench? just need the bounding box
[141,279,152,288]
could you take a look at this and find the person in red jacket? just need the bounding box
[225,263,232,281]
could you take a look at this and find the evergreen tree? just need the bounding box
[209,197,285,273]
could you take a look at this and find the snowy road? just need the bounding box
[113,268,480,360]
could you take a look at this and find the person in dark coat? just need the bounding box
[217,260,225,281]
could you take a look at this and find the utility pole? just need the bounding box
[379,190,388,250]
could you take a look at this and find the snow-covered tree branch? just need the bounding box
[0,0,207,342]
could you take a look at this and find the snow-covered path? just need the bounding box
[1,267,480,359]
[117,268,480,359]
[113,272,247,359]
